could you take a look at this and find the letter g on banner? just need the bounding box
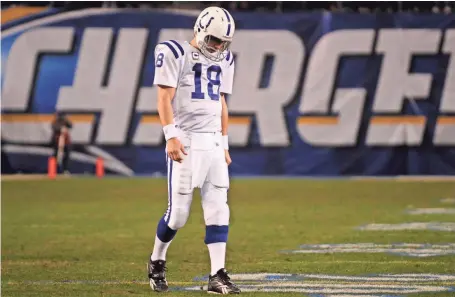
[297,30,375,147]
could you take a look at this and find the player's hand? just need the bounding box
[224,150,232,166]
[167,138,187,163]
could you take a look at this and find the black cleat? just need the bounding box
[147,258,169,292]
[207,268,241,294]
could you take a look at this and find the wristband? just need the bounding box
[222,135,229,150]
[163,124,179,141]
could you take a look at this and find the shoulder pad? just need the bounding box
[225,50,235,66]
[157,40,185,59]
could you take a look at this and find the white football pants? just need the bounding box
[163,131,230,231]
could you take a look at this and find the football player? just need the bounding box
[147,6,240,295]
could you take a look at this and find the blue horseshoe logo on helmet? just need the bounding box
[199,12,215,29]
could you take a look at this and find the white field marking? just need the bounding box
[441,198,455,204]
[406,208,455,215]
[185,283,452,294]
[214,260,445,265]
[281,243,455,257]
[221,273,455,282]
[243,282,448,289]
[298,243,455,248]
[394,176,455,181]
[357,222,455,231]
[322,295,398,297]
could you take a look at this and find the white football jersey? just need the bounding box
[153,40,235,133]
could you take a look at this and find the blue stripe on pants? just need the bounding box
[156,156,177,243]
[165,158,173,223]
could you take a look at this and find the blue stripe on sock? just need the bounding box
[157,217,177,243]
[205,225,229,244]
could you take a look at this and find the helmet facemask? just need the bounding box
[199,35,231,62]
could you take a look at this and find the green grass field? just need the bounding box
[2,177,455,297]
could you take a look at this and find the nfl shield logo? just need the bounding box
[192,52,199,60]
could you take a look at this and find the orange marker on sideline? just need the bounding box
[96,157,104,178]
[48,157,57,179]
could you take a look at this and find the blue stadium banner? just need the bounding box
[1,8,455,176]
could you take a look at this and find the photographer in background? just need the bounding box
[51,113,73,174]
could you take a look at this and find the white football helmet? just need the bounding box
[194,6,235,62]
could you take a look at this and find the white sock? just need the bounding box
[151,236,172,261]
[207,242,226,275]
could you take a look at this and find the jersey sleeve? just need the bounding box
[220,51,235,95]
[152,42,183,88]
